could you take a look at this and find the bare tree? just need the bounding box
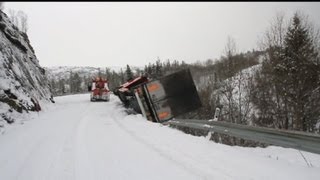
[9,9,18,26]
[252,12,291,129]
[261,11,287,49]
[0,2,4,11]
[17,10,28,33]
[225,36,237,58]
[220,36,238,124]
[8,9,28,33]
[235,69,254,125]
[299,11,320,64]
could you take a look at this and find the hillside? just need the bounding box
[45,65,144,95]
[0,10,52,124]
[45,66,125,82]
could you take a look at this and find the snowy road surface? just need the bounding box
[0,94,320,180]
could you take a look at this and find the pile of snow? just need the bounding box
[0,10,52,126]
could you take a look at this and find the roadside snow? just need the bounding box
[0,94,319,180]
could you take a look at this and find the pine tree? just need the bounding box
[72,73,81,93]
[155,58,163,78]
[59,78,66,95]
[105,67,111,79]
[151,63,156,79]
[282,13,320,131]
[147,63,152,76]
[69,71,73,93]
[120,68,125,83]
[125,64,133,81]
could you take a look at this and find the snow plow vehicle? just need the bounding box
[88,77,110,102]
[114,69,202,123]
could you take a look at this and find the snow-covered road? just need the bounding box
[0,94,320,180]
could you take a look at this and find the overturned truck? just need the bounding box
[114,69,202,123]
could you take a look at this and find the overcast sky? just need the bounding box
[3,2,320,68]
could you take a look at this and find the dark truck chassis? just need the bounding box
[114,69,202,123]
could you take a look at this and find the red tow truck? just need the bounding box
[88,77,110,102]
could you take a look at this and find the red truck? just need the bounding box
[88,77,110,102]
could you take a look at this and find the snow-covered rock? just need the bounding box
[0,10,52,124]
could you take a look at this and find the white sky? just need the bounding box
[3,2,320,68]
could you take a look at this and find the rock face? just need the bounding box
[0,10,52,123]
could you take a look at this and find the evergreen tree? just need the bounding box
[155,58,163,78]
[125,64,133,81]
[120,68,125,83]
[282,13,320,131]
[144,65,148,75]
[147,63,152,77]
[253,12,320,132]
[69,71,73,93]
[59,78,66,95]
[151,63,156,79]
[72,73,82,93]
[105,67,111,79]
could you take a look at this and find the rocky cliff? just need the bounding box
[0,10,52,124]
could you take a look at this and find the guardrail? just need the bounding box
[164,119,320,155]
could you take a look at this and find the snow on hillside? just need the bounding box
[194,57,262,123]
[0,11,52,125]
[216,64,261,124]
[45,66,104,81]
[0,93,319,180]
[45,66,144,81]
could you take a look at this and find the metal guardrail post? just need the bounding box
[210,107,220,122]
[164,119,320,155]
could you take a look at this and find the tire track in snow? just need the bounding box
[14,133,53,180]
[12,107,82,180]
[45,101,92,180]
[12,96,93,180]
[74,103,97,180]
